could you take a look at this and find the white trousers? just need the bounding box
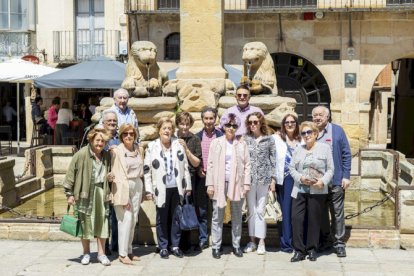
[247,184,268,239]
[114,178,143,257]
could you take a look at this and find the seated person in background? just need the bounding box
[55,102,73,145]
[31,97,48,135]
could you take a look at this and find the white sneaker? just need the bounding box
[257,244,266,255]
[81,254,90,265]
[243,242,257,253]
[97,254,111,266]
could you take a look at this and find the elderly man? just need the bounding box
[312,106,351,258]
[221,84,263,136]
[101,109,120,255]
[100,88,138,130]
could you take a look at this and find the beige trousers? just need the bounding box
[114,178,143,257]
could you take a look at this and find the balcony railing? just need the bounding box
[53,30,121,63]
[125,0,414,13]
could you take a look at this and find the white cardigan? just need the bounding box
[144,138,191,208]
[273,134,300,186]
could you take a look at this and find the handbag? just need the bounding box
[264,191,283,223]
[176,196,199,231]
[60,205,83,237]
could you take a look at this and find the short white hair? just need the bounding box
[312,105,330,119]
[102,109,118,121]
[113,88,129,99]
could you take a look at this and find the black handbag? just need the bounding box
[60,205,83,237]
[176,196,199,231]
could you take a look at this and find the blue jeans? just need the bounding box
[276,175,294,252]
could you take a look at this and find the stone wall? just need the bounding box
[137,11,414,153]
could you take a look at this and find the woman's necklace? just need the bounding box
[162,143,173,176]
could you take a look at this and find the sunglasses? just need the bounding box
[236,93,249,99]
[284,120,296,125]
[225,123,239,129]
[248,120,259,126]
[300,130,314,136]
[122,131,135,137]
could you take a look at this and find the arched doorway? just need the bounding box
[271,53,331,122]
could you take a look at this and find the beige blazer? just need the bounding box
[111,144,143,206]
[206,136,251,208]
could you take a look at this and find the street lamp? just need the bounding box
[391,59,401,75]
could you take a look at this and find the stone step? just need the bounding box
[15,177,41,199]
[19,188,46,203]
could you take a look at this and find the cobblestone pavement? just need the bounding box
[0,240,412,276]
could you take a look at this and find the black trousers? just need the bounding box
[156,187,181,250]
[292,193,327,254]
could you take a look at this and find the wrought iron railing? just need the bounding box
[53,30,121,63]
[125,0,414,12]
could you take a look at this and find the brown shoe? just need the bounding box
[128,254,140,261]
[119,256,133,265]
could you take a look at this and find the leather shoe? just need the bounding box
[160,249,169,259]
[212,248,221,259]
[290,252,306,262]
[336,247,346,257]
[171,247,184,258]
[308,250,317,261]
[232,247,243,257]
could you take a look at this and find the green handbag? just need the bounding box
[60,205,83,237]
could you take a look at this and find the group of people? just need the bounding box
[31,96,96,145]
[63,85,351,266]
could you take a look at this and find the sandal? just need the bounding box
[97,254,111,266]
[128,254,140,261]
[119,255,133,265]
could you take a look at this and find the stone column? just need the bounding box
[176,0,227,79]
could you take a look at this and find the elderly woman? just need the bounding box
[175,112,202,253]
[109,123,143,265]
[273,113,301,253]
[63,127,112,266]
[243,112,276,255]
[289,121,334,262]
[206,113,251,259]
[144,117,192,259]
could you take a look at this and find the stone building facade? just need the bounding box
[126,0,414,156]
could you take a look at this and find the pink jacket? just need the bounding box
[206,136,251,208]
[47,106,58,129]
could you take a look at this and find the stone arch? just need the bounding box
[271,52,331,122]
[165,32,180,60]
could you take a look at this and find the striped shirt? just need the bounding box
[201,130,217,172]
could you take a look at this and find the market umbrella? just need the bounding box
[0,59,59,154]
[34,56,126,89]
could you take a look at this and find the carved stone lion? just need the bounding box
[241,42,278,95]
[122,41,165,98]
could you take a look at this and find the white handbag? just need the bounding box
[264,191,283,222]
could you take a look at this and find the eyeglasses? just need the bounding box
[300,130,314,136]
[224,123,238,129]
[248,120,259,126]
[122,131,135,137]
[236,93,249,99]
[284,120,296,125]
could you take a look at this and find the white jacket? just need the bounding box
[273,134,287,186]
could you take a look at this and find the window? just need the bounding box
[165,33,180,60]
[158,0,180,9]
[0,0,33,31]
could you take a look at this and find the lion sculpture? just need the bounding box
[241,42,278,95]
[122,41,165,98]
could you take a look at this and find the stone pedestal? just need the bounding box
[0,158,17,208]
[175,0,227,79]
